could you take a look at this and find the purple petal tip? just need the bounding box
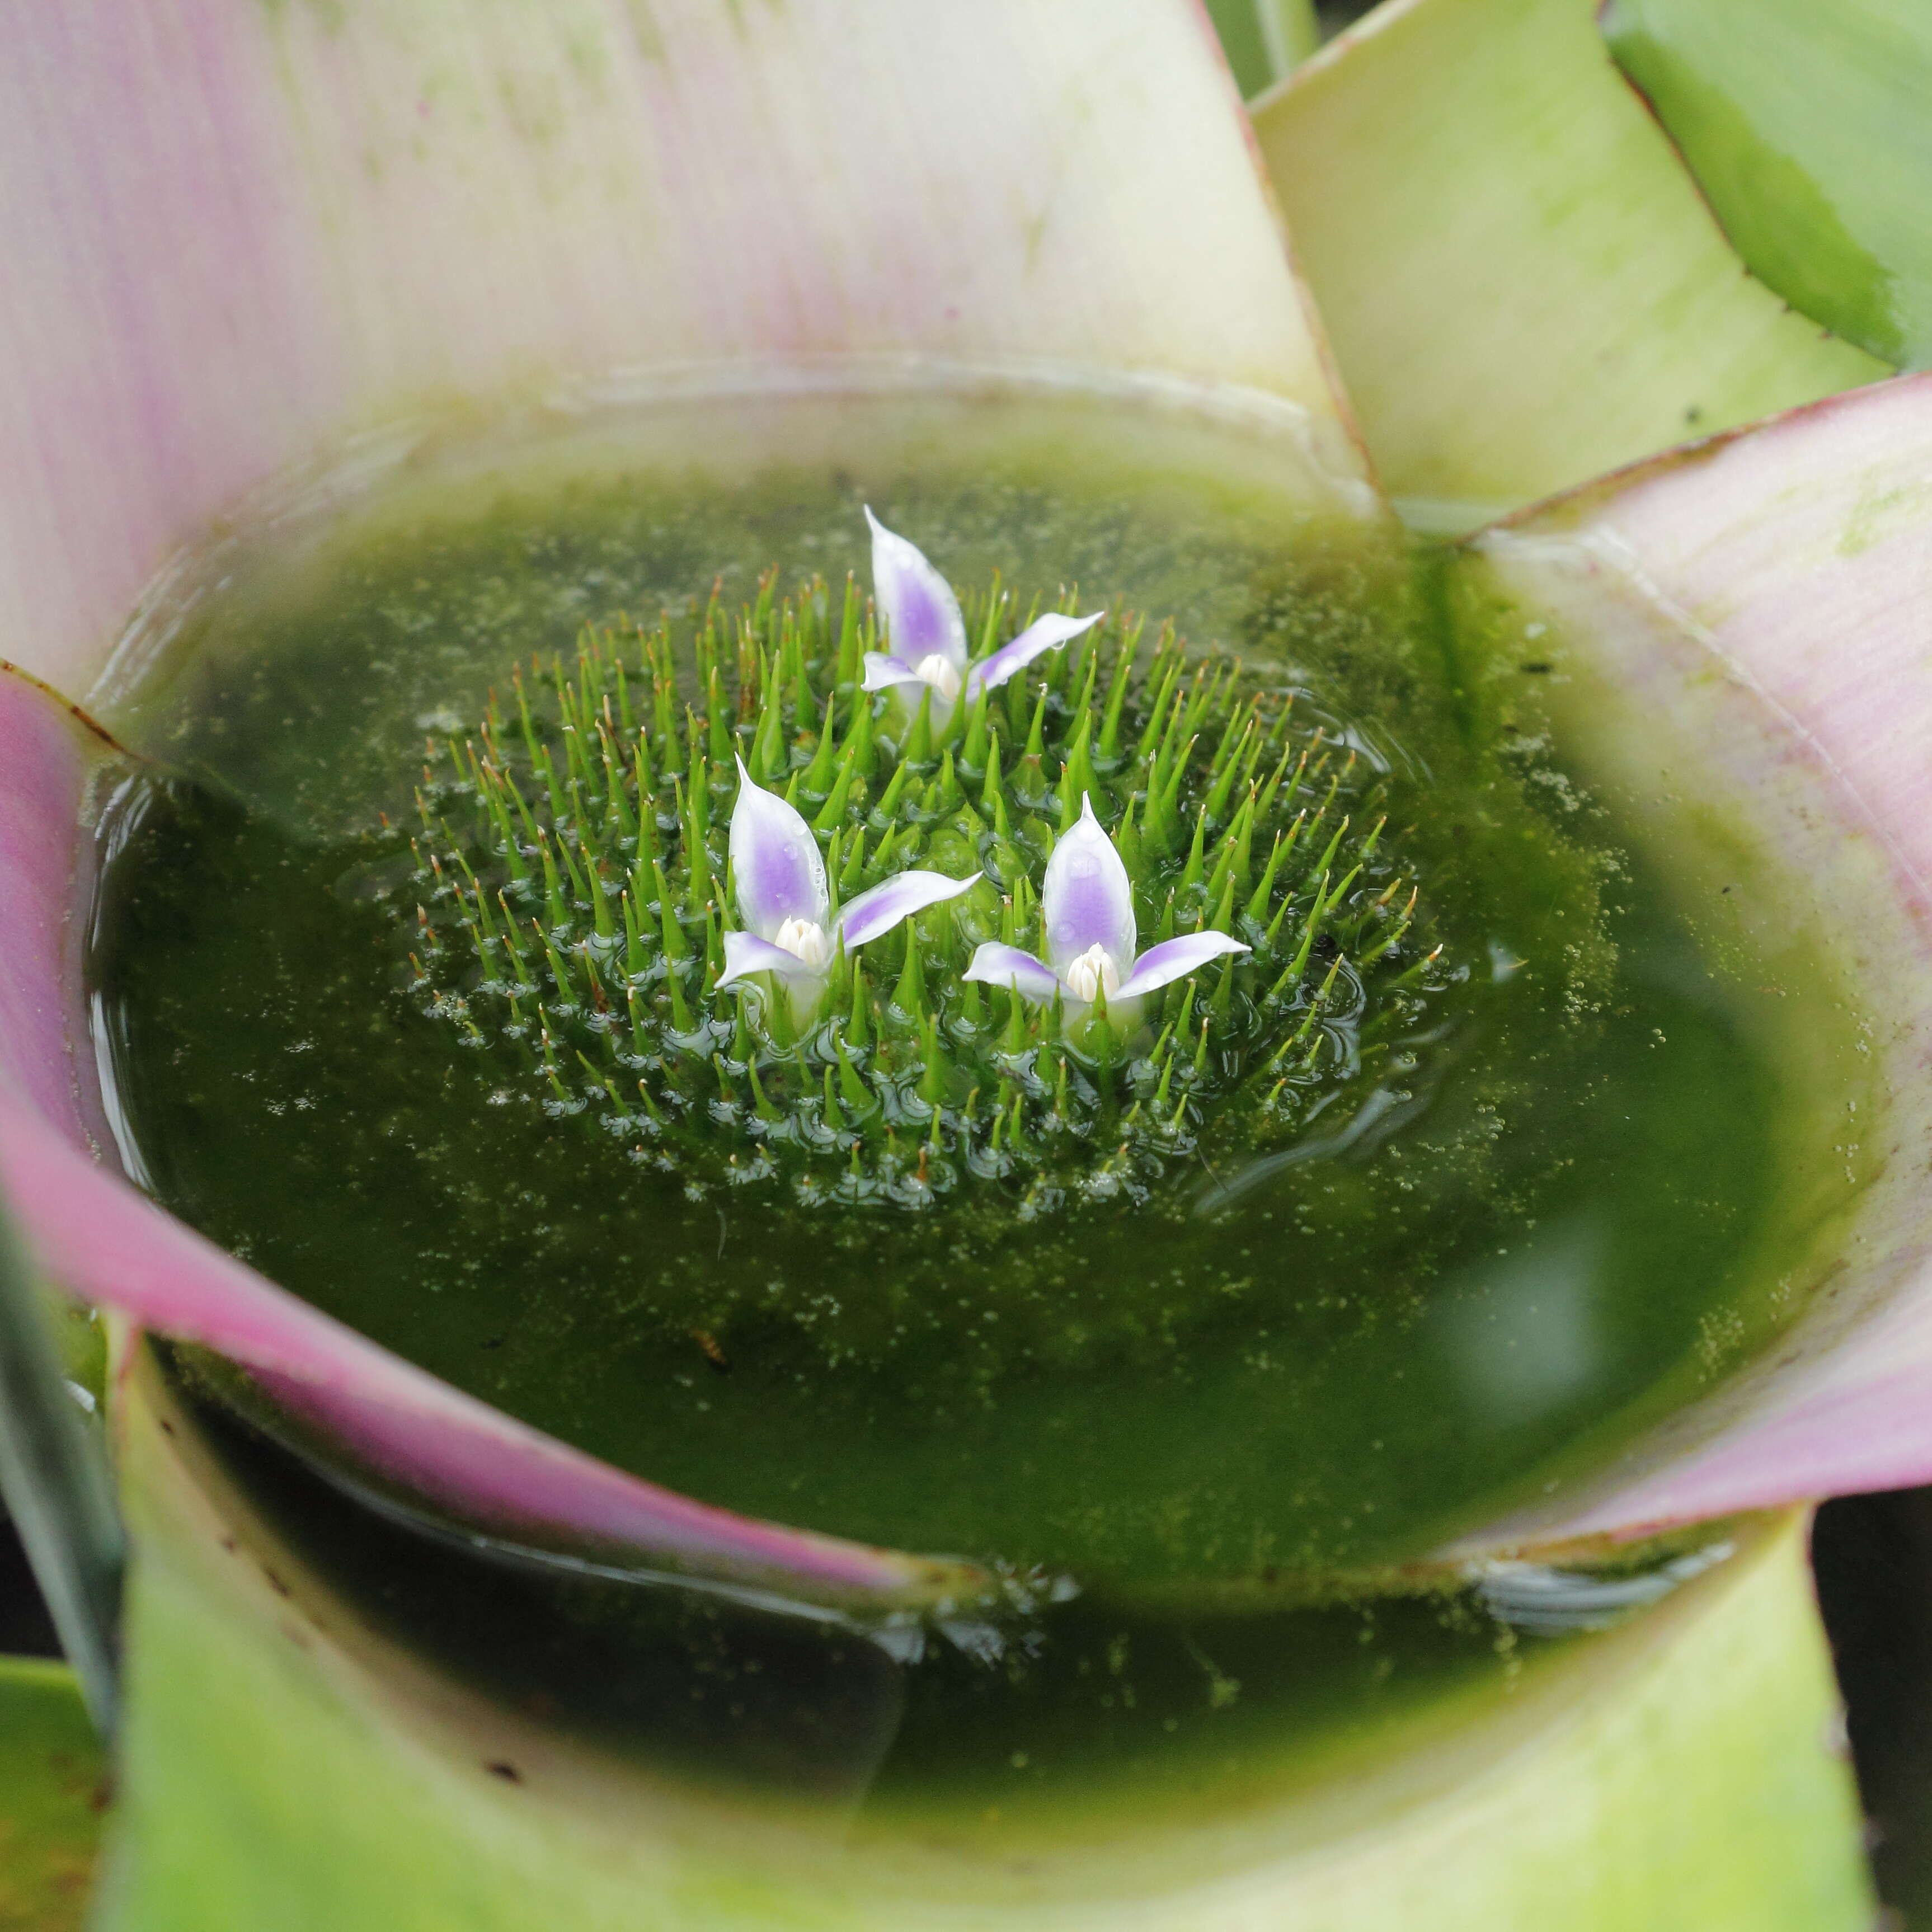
[865,507,966,673]
[728,763,828,941]
[1042,796,1136,976]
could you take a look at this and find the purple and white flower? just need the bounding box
[716,756,979,1019]
[859,507,1104,728]
[964,795,1248,1021]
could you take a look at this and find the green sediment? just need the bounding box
[402,574,1453,1215]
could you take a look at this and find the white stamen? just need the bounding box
[773,917,832,971]
[914,654,963,704]
[1061,943,1121,1005]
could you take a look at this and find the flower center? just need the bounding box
[774,916,832,970]
[1062,943,1121,1005]
[914,653,963,704]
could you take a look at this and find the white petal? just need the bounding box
[962,942,1063,1005]
[1115,931,1250,1000]
[728,755,828,941]
[866,506,967,671]
[835,869,981,950]
[966,610,1104,698]
[861,651,922,693]
[1041,794,1136,977]
[716,929,829,990]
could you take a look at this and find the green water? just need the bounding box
[90,394,1869,1599]
[153,1345,1730,1834]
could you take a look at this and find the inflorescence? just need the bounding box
[405,514,1454,1216]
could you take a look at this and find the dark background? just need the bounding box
[0,1514,59,1656]
[1815,1493,1932,1921]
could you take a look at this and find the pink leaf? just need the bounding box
[0,0,1363,703]
[1458,372,1932,1551]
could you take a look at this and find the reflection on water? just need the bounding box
[160,1346,1739,1836]
[1437,1216,1608,1428]
[168,1347,911,1810]
[1472,1543,1733,1637]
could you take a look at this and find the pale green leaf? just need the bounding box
[0,1656,106,1931]
[1253,0,1890,529]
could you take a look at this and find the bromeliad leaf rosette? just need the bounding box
[405,514,1457,1218]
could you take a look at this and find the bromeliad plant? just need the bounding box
[407,513,1440,1214]
[6,0,1932,1925]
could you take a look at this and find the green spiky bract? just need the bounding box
[407,567,1454,1218]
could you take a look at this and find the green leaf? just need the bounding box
[0,1656,107,1930]
[1252,0,1890,530]
[102,1346,1871,1928]
[0,1194,123,1732]
[1602,0,1932,368]
[1203,0,1321,96]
